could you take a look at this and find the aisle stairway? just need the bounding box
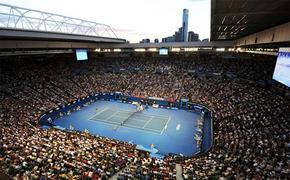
[176,164,184,180]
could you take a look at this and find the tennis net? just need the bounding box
[120,110,139,126]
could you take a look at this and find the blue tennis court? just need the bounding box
[53,100,201,156]
[89,108,169,134]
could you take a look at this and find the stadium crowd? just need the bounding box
[0,53,289,179]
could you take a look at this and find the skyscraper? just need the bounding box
[175,27,183,42]
[188,31,199,42]
[182,9,189,42]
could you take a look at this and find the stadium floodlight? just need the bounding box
[0,3,119,38]
[216,48,225,52]
[134,49,146,52]
[113,49,122,52]
[184,48,198,52]
[171,48,180,52]
[148,48,158,52]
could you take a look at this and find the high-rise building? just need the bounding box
[181,9,189,42]
[175,27,183,42]
[188,31,199,42]
[140,39,150,43]
[162,36,175,42]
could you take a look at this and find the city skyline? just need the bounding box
[160,9,201,43]
[0,0,210,43]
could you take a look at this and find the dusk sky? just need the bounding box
[0,0,210,42]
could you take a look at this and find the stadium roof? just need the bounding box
[211,0,290,41]
[0,3,125,43]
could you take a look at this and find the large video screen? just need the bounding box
[273,47,290,87]
[159,48,168,55]
[76,49,88,61]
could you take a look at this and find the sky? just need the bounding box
[0,0,210,43]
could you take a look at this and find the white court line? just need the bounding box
[143,116,153,128]
[105,110,119,120]
[89,108,168,135]
[144,113,169,118]
[88,107,109,120]
[165,116,171,127]
[116,109,169,119]
[90,109,119,122]
[124,124,162,134]
[142,126,163,134]
[160,116,171,135]
[129,117,149,122]
[120,110,169,119]
[90,115,163,135]
[116,109,136,113]
[88,118,120,125]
